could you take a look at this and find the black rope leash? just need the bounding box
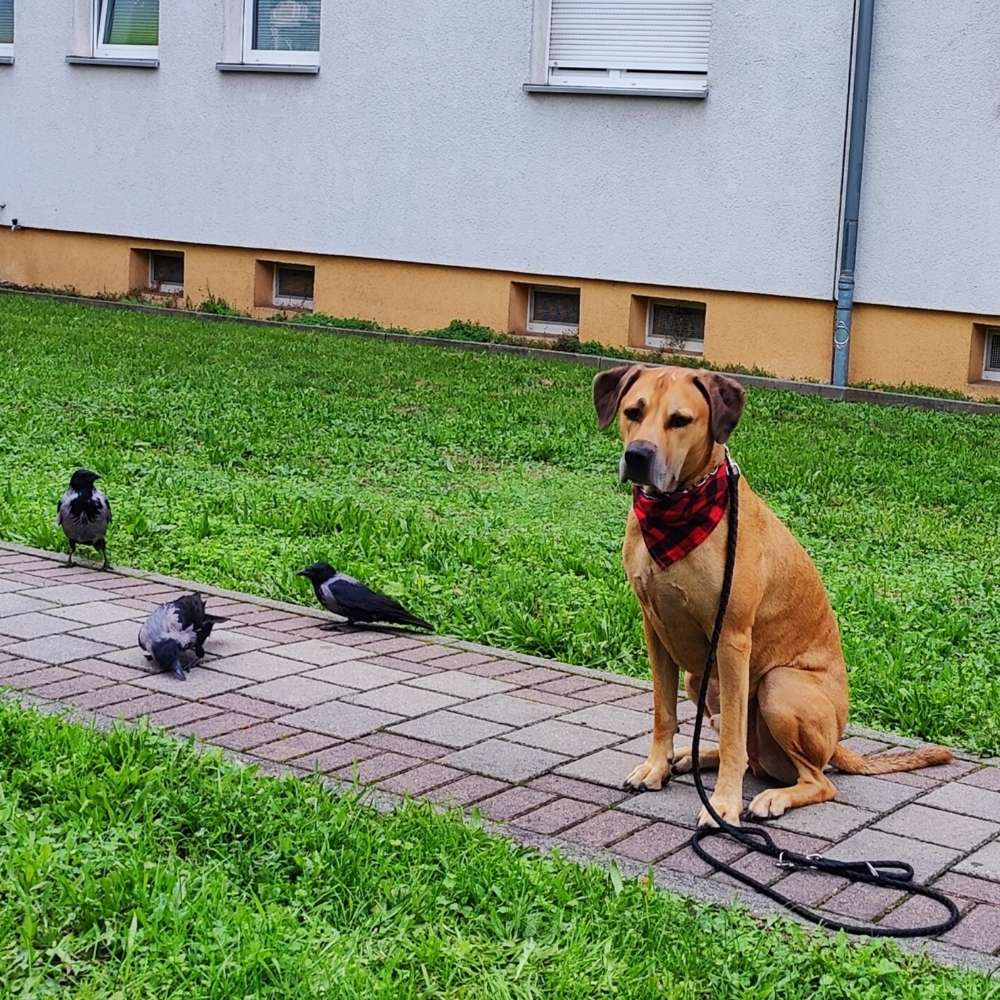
[686,456,961,938]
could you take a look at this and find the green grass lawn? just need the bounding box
[0,702,992,998]
[0,294,998,754]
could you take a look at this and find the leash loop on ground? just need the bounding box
[685,456,961,938]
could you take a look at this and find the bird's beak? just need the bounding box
[296,569,308,578]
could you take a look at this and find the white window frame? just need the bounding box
[527,286,580,337]
[148,252,183,295]
[242,0,320,66]
[273,264,315,310]
[0,0,13,60]
[983,327,1000,383]
[645,299,705,355]
[94,0,159,60]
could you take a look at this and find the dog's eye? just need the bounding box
[623,406,642,421]
[668,413,693,429]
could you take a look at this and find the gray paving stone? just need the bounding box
[825,828,961,880]
[940,903,1000,954]
[346,684,461,717]
[98,646,157,670]
[283,702,403,740]
[766,801,875,840]
[513,798,602,834]
[955,841,1000,882]
[209,650,306,681]
[918,782,1000,822]
[202,630,275,657]
[444,739,568,782]
[959,768,1000,793]
[505,719,622,756]
[557,748,642,788]
[561,705,651,737]
[874,803,999,851]
[305,660,416,689]
[560,809,650,849]
[453,693,565,726]
[133,668,248,698]
[0,613,80,639]
[241,676,352,709]
[828,773,921,812]
[408,672,514,699]
[22,584,112,605]
[388,710,510,749]
[528,774,629,807]
[70,620,144,647]
[48,601,142,625]
[476,786,557,821]
[5,634,114,664]
[0,580,25,594]
[822,882,900,922]
[934,872,1000,906]
[616,782,706,828]
[609,820,690,862]
[272,639,368,666]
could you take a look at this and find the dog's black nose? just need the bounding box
[622,441,656,483]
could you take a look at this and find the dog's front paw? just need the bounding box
[697,794,742,828]
[623,755,672,793]
[747,788,791,820]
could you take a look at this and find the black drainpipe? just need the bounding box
[832,0,875,386]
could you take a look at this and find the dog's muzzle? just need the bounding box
[620,440,658,485]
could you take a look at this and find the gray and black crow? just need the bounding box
[298,562,432,630]
[57,469,112,568]
[138,593,225,680]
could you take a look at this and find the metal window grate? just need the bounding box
[150,252,183,292]
[531,289,580,326]
[253,0,321,52]
[647,300,705,353]
[987,329,1000,372]
[274,264,315,307]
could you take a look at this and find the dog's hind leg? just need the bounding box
[746,667,839,819]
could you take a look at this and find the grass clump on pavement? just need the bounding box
[0,294,998,754]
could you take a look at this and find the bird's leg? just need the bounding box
[96,540,109,570]
[67,541,76,567]
[172,661,187,681]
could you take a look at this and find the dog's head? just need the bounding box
[592,365,745,494]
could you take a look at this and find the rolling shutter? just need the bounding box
[548,0,712,74]
[0,0,13,45]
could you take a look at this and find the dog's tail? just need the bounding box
[830,742,953,775]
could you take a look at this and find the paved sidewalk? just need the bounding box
[2,543,1000,973]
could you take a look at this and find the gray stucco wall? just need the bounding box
[1,1,996,314]
[854,0,1000,314]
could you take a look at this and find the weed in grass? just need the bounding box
[0,295,998,753]
[0,702,992,998]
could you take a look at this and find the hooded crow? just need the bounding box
[57,469,112,568]
[298,562,432,631]
[138,593,226,680]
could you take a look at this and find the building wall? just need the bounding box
[2,0,852,300]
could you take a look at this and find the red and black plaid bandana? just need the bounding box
[632,459,737,569]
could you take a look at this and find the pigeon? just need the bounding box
[138,593,225,680]
[57,469,112,569]
[297,562,432,631]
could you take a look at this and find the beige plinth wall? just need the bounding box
[1,228,997,397]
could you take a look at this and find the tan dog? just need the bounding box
[593,364,951,826]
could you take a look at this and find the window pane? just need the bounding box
[650,303,704,345]
[0,0,13,45]
[988,331,1000,371]
[151,253,183,288]
[104,0,158,46]
[532,290,579,325]
[276,266,314,299]
[254,0,321,52]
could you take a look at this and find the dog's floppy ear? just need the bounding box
[692,372,746,444]
[592,365,643,429]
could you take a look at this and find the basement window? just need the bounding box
[0,0,13,61]
[984,327,1000,382]
[646,299,705,355]
[149,251,184,294]
[273,264,315,309]
[527,287,580,336]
